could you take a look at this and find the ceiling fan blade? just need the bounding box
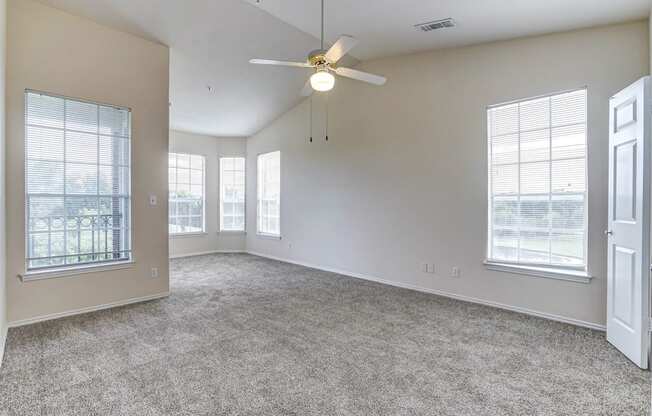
[301,79,313,97]
[249,59,312,68]
[334,67,387,86]
[324,35,358,63]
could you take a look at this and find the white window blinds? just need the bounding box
[220,157,246,232]
[257,151,280,237]
[25,90,131,270]
[169,153,205,234]
[487,89,587,268]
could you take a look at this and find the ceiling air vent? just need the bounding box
[414,18,456,32]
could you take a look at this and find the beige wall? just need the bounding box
[0,0,6,351]
[6,0,170,323]
[169,130,246,257]
[247,21,649,328]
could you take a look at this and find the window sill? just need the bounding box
[256,233,282,240]
[20,261,135,282]
[217,230,247,235]
[483,261,592,284]
[170,232,208,239]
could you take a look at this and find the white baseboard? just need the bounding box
[169,250,245,259]
[8,292,170,328]
[246,251,606,332]
[0,324,7,369]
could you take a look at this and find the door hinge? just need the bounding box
[649,317,652,332]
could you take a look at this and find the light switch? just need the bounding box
[149,194,157,206]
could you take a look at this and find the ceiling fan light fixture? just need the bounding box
[310,70,335,92]
[249,0,386,96]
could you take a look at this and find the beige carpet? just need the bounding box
[0,253,649,415]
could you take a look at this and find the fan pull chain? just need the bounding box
[309,95,313,143]
[325,92,329,142]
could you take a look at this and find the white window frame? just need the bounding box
[169,152,206,236]
[23,89,133,274]
[219,156,246,233]
[257,151,281,238]
[485,88,590,281]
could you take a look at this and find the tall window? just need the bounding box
[487,89,587,269]
[25,90,131,270]
[220,157,246,232]
[169,153,205,234]
[257,151,280,237]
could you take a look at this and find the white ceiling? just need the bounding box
[250,0,651,61]
[37,0,650,137]
[36,0,324,137]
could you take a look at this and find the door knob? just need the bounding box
[604,230,613,236]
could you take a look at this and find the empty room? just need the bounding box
[0,0,651,414]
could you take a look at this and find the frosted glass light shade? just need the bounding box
[310,70,335,92]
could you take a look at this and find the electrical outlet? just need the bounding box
[422,263,429,273]
[151,267,159,278]
[451,267,460,278]
[427,264,435,274]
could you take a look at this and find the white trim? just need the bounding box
[483,261,592,284]
[486,86,589,109]
[25,88,133,111]
[246,251,606,332]
[8,292,170,328]
[169,232,209,239]
[486,88,589,271]
[256,233,282,240]
[19,260,135,282]
[24,90,133,275]
[0,324,7,370]
[218,156,247,234]
[168,152,207,236]
[169,250,245,259]
[256,151,281,238]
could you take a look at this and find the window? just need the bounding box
[220,157,246,232]
[169,153,205,234]
[487,89,587,269]
[257,151,280,237]
[25,90,131,270]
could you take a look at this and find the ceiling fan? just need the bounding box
[249,0,387,95]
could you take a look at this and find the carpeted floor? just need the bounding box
[0,253,649,415]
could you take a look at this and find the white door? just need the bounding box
[607,76,651,369]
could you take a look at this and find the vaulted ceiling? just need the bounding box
[37,0,650,137]
[252,0,651,60]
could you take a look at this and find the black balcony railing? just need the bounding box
[27,214,128,266]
